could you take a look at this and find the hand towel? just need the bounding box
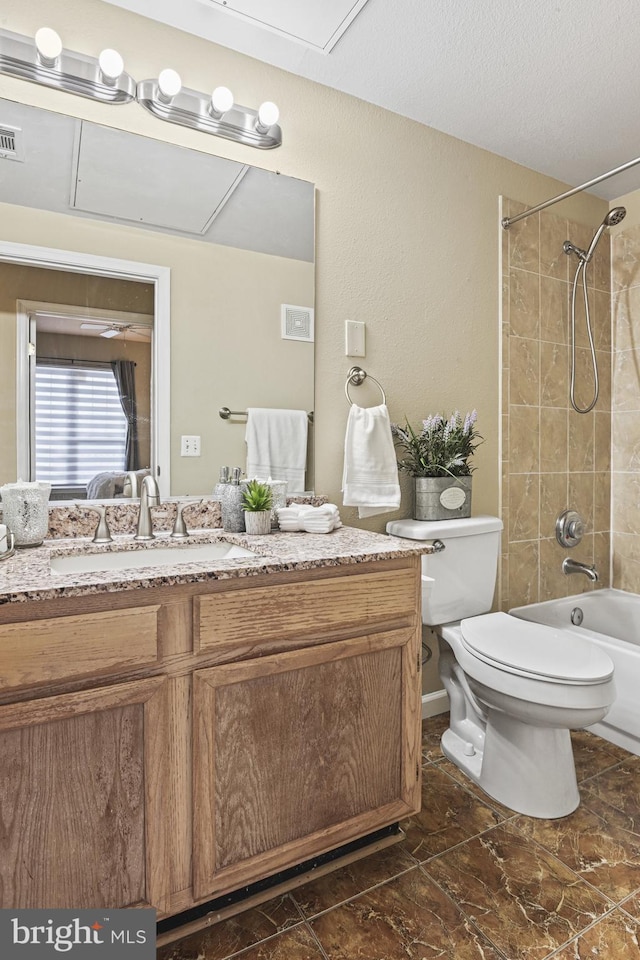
[342,403,401,518]
[246,408,308,493]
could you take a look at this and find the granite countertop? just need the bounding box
[0,526,433,604]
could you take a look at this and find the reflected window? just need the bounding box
[34,359,127,490]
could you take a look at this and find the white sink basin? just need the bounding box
[50,541,258,575]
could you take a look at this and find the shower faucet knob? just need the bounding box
[556,510,585,548]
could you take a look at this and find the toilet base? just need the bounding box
[442,709,580,819]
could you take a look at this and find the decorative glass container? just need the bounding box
[0,480,52,546]
[266,479,288,528]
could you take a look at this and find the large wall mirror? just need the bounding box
[0,97,315,500]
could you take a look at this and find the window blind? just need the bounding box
[34,360,128,485]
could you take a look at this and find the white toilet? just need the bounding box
[387,515,615,818]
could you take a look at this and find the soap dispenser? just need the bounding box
[221,467,247,533]
[213,466,230,500]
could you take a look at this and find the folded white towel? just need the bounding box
[298,503,340,519]
[246,408,308,493]
[276,502,342,533]
[342,403,401,518]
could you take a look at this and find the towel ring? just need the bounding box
[345,366,386,406]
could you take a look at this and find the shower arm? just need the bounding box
[501,153,640,229]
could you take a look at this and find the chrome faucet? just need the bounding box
[134,475,160,541]
[562,557,599,583]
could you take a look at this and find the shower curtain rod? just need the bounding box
[501,152,640,229]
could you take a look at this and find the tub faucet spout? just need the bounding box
[562,557,599,583]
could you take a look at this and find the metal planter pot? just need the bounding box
[413,477,472,521]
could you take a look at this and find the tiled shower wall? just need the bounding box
[500,199,611,609]
[612,225,640,592]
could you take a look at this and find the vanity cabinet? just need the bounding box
[0,676,171,913]
[0,556,422,923]
[193,627,417,900]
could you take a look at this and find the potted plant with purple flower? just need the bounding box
[391,411,482,520]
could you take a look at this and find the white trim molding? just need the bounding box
[422,689,449,720]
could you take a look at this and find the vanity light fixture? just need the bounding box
[136,73,282,149]
[0,27,135,103]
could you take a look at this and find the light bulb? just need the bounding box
[210,86,234,116]
[157,68,182,101]
[98,48,124,83]
[35,27,62,64]
[257,101,279,129]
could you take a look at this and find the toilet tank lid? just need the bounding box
[386,515,503,541]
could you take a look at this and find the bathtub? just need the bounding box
[510,588,640,756]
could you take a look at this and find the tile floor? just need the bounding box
[158,713,640,959]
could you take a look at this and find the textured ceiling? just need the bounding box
[100,0,640,200]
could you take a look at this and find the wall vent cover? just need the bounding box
[281,304,314,342]
[0,124,24,162]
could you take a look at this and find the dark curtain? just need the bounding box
[111,359,139,471]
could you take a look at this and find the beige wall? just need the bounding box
[500,199,610,609]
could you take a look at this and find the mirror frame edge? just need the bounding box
[0,239,171,497]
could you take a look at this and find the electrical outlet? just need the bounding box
[181,435,201,457]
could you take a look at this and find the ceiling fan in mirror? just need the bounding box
[79,320,151,341]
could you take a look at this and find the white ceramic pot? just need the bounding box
[244,510,272,535]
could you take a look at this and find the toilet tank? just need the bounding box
[387,515,503,625]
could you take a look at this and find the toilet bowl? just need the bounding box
[387,516,616,818]
[439,614,614,818]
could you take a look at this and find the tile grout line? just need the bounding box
[289,861,423,925]
[541,902,632,960]
[414,861,512,960]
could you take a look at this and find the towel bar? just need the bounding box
[219,407,314,422]
[345,366,386,406]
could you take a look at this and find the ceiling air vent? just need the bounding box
[281,304,314,342]
[0,125,24,162]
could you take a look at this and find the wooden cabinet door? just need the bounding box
[193,627,421,900]
[0,677,171,914]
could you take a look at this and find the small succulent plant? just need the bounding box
[242,479,273,513]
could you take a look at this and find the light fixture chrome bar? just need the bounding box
[137,79,282,150]
[0,29,135,104]
[501,154,640,229]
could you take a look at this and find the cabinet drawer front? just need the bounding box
[195,567,417,654]
[0,606,161,690]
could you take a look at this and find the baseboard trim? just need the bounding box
[422,689,449,719]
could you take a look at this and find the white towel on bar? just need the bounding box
[342,403,401,518]
[246,408,308,493]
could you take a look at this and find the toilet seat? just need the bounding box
[461,612,614,685]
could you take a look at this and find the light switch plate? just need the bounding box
[181,435,201,457]
[345,319,365,357]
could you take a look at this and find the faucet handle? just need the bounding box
[171,502,189,539]
[556,510,585,548]
[76,503,113,543]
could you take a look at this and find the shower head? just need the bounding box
[583,206,627,262]
[605,206,626,226]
